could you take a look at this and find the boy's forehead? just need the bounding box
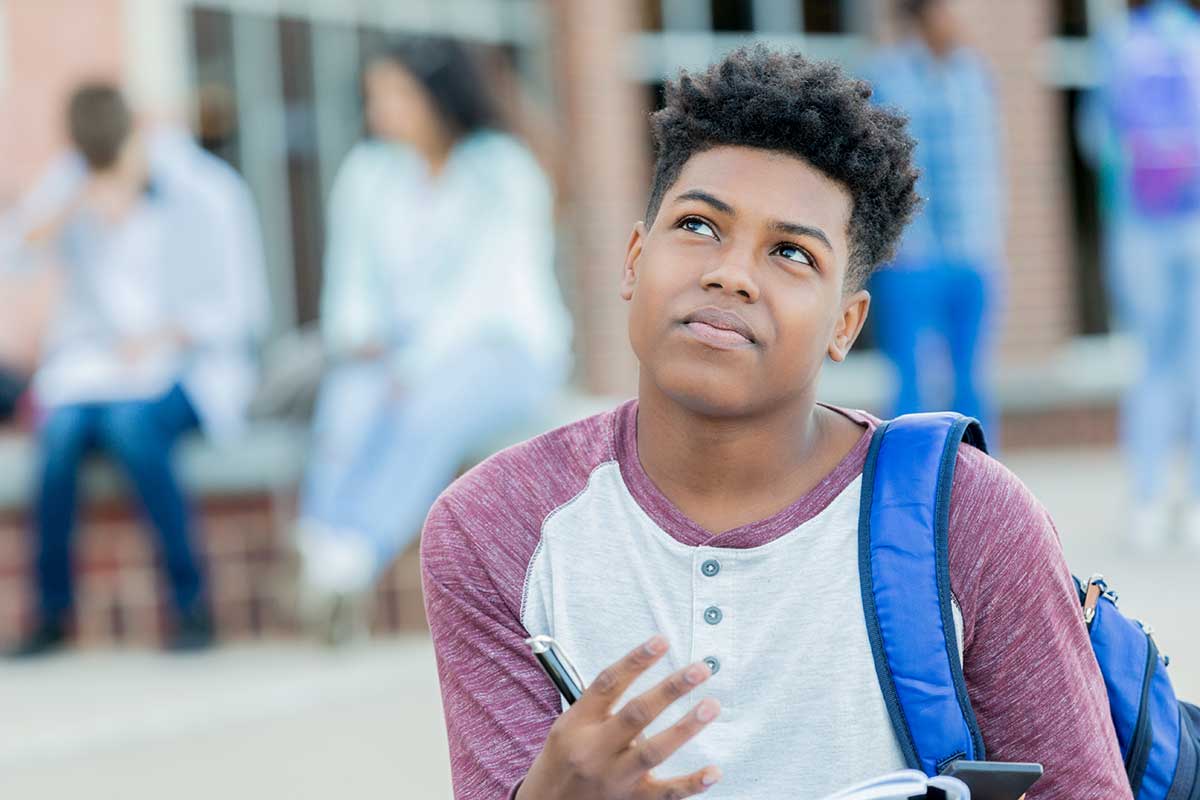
[666,146,852,242]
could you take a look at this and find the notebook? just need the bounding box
[820,768,970,800]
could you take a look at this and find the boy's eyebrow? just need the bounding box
[769,220,834,254]
[674,188,835,254]
[673,189,736,216]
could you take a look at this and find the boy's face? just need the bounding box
[621,145,870,418]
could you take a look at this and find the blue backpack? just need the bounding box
[1110,11,1200,217]
[860,413,1200,799]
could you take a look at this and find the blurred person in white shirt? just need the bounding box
[295,36,572,638]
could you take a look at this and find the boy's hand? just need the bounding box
[517,635,722,800]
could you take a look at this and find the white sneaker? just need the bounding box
[1127,503,1172,556]
[294,520,377,644]
[322,529,376,594]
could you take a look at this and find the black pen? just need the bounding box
[525,634,585,705]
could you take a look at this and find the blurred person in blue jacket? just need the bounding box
[865,0,1005,434]
[1080,0,1200,553]
[3,85,269,657]
[294,37,572,629]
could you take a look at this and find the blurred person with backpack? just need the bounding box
[1083,0,1200,553]
[293,36,572,639]
[864,0,1005,436]
[3,85,269,657]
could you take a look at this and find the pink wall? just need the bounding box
[0,0,125,204]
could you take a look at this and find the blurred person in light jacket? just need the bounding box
[864,0,1005,435]
[4,84,269,657]
[1080,0,1200,553]
[295,36,572,634]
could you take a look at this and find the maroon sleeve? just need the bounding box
[948,444,1131,800]
[419,410,620,799]
[420,497,558,800]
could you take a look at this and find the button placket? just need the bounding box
[692,547,730,712]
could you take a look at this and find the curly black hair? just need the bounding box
[646,46,920,289]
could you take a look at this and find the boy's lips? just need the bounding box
[680,307,758,348]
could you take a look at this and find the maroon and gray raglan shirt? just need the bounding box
[420,400,1130,799]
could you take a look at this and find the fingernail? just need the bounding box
[702,768,721,786]
[684,664,708,685]
[695,699,719,722]
[643,635,667,655]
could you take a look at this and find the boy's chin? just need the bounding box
[650,365,762,419]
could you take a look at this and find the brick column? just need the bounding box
[0,0,126,204]
[961,0,1075,359]
[546,0,647,396]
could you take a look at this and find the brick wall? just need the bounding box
[0,493,428,648]
[956,0,1078,360]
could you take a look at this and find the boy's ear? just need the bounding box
[619,221,647,301]
[828,289,871,363]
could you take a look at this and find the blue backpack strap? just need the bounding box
[858,412,988,776]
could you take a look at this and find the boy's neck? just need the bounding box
[634,375,861,535]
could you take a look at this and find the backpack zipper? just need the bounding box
[1125,632,1158,796]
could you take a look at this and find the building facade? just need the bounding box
[0,0,1132,399]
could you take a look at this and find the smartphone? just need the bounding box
[941,760,1043,800]
[525,634,586,705]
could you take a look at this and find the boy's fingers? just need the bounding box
[577,635,669,715]
[618,698,721,775]
[639,766,722,799]
[602,661,712,747]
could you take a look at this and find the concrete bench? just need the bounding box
[0,420,310,511]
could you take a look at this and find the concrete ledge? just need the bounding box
[0,391,623,514]
[0,421,310,513]
[817,334,1136,415]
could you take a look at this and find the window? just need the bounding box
[1062,89,1109,334]
[278,16,324,325]
[1057,0,1089,37]
[802,0,846,33]
[711,0,754,32]
[184,2,545,330]
[641,0,664,30]
[189,8,239,169]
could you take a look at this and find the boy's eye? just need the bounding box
[773,243,814,267]
[680,217,717,239]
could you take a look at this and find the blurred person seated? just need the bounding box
[295,36,572,639]
[5,84,269,657]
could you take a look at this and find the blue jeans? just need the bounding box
[869,262,995,433]
[1108,215,1200,504]
[300,341,562,574]
[34,384,204,622]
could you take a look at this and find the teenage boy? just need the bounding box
[421,47,1129,799]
